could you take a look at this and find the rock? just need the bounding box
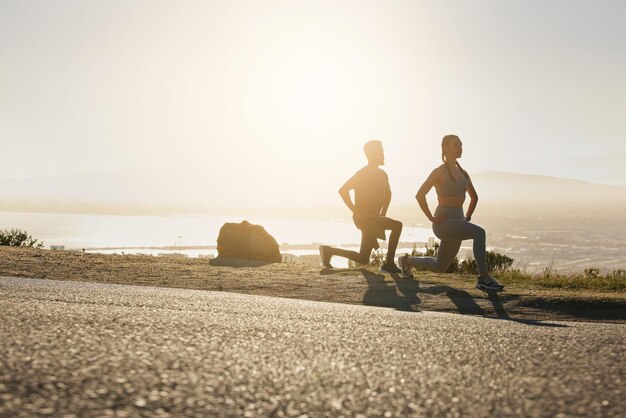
[215,221,282,263]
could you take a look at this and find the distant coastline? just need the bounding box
[2,209,624,274]
[2,170,626,220]
[81,241,426,252]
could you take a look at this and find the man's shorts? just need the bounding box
[353,214,389,251]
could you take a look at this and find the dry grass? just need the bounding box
[497,269,626,292]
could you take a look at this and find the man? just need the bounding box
[319,140,403,273]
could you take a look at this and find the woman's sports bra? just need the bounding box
[434,165,468,198]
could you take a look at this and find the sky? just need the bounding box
[1,0,625,211]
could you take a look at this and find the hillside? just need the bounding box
[1,170,625,218]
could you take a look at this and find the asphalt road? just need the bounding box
[1,277,624,417]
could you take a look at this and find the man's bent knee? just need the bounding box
[390,219,403,232]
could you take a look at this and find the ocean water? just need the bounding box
[0,212,432,264]
[2,212,624,272]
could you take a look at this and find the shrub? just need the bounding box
[458,251,514,275]
[610,269,625,278]
[0,228,44,248]
[584,267,600,278]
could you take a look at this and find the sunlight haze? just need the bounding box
[2,0,625,214]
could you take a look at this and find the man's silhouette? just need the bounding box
[319,140,402,273]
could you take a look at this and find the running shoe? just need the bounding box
[475,275,504,291]
[397,254,414,279]
[380,262,402,274]
[319,245,332,268]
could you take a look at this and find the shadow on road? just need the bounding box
[317,268,615,326]
[360,270,484,315]
[361,270,571,327]
[485,291,569,328]
[513,297,626,324]
[415,281,485,316]
[361,270,419,312]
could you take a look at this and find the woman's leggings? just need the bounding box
[408,206,488,276]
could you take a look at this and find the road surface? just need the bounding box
[1,276,624,417]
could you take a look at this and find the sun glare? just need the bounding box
[282,53,349,122]
[257,49,356,131]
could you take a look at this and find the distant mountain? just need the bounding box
[468,171,625,218]
[523,153,626,187]
[2,170,624,218]
[0,169,220,214]
[470,171,626,202]
[0,168,342,217]
[393,171,626,221]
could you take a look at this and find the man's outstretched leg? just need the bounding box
[319,217,402,273]
[319,232,375,269]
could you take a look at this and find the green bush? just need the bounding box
[584,267,600,278]
[610,269,625,279]
[0,228,44,248]
[457,251,514,275]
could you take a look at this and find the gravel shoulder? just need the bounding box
[1,247,624,324]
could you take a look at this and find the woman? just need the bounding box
[399,135,504,291]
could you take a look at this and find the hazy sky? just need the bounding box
[2,1,625,209]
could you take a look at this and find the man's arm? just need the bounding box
[338,177,356,213]
[380,181,391,216]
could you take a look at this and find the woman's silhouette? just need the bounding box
[399,135,504,291]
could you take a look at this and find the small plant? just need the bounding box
[543,253,557,278]
[584,267,601,278]
[0,228,43,248]
[412,241,442,258]
[610,269,625,278]
[457,251,514,275]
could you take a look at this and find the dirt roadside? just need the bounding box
[1,246,624,324]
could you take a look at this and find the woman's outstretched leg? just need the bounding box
[406,239,462,273]
[401,217,503,289]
